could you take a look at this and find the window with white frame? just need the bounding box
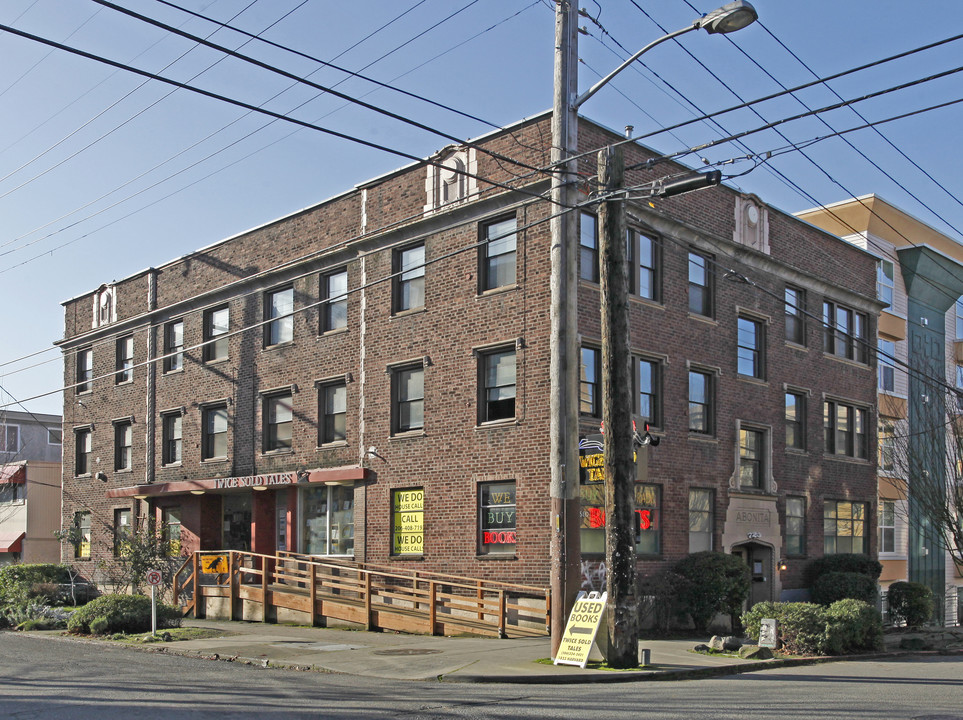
[265,287,294,346]
[580,347,601,418]
[878,420,896,472]
[392,365,424,434]
[321,269,348,333]
[393,244,425,313]
[957,298,963,340]
[479,348,516,423]
[115,335,133,384]
[76,348,92,393]
[0,425,19,453]
[579,213,598,283]
[204,306,230,362]
[47,427,62,445]
[319,381,347,445]
[113,420,132,471]
[74,511,91,559]
[480,217,517,292]
[202,405,228,461]
[263,392,293,453]
[877,259,894,308]
[879,500,896,554]
[164,320,184,373]
[878,338,896,392]
[162,412,182,466]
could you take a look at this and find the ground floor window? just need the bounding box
[74,511,91,559]
[302,485,354,556]
[113,508,131,557]
[391,487,423,556]
[163,507,182,556]
[579,483,661,556]
[785,496,806,557]
[824,500,867,554]
[478,481,516,555]
[688,488,713,553]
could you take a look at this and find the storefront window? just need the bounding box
[163,507,182,556]
[302,485,354,556]
[478,481,516,555]
[391,487,424,556]
[579,483,660,556]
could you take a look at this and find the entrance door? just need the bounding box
[732,542,772,608]
[222,494,252,551]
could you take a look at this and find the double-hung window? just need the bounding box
[688,369,713,435]
[114,420,132,471]
[878,338,896,392]
[479,348,516,423]
[116,336,133,384]
[204,306,230,362]
[785,391,806,450]
[0,425,19,454]
[580,347,601,418]
[785,286,805,345]
[319,381,347,445]
[785,497,806,556]
[823,300,868,363]
[824,399,869,459]
[75,427,92,476]
[394,244,425,313]
[321,270,348,333]
[737,316,765,379]
[629,229,660,301]
[824,500,868,554]
[636,357,661,428]
[738,426,765,489]
[265,287,294,346]
[76,348,93,394]
[879,500,896,554]
[392,365,424,434]
[877,260,894,308]
[264,392,293,452]
[688,251,712,317]
[688,488,713,552]
[74,511,91,559]
[164,320,184,373]
[579,213,599,282]
[162,412,182,466]
[481,217,517,291]
[202,405,228,461]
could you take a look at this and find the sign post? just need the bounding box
[553,591,607,668]
[145,569,163,636]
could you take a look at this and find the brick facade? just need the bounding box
[59,114,879,600]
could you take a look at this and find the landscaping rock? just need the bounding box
[693,644,711,653]
[723,636,743,651]
[738,645,772,660]
[709,636,725,651]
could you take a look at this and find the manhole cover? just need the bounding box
[373,649,443,656]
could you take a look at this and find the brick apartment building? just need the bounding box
[58,113,880,606]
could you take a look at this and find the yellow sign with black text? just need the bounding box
[392,488,424,555]
[553,591,607,668]
[201,554,229,574]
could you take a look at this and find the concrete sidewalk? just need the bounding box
[146,619,828,684]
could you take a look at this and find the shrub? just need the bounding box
[89,617,110,635]
[66,594,181,635]
[825,599,883,653]
[0,564,73,605]
[1,602,72,630]
[673,551,751,633]
[811,571,878,606]
[638,569,683,635]
[773,603,830,655]
[887,581,933,628]
[803,554,881,588]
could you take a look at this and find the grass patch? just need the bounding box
[106,627,226,644]
[535,658,653,671]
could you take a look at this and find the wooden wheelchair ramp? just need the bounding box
[175,551,550,639]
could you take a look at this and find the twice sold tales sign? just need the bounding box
[554,591,607,668]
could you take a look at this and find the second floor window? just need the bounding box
[75,428,92,476]
[319,382,347,445]
[264,393,293,452]
[636,357,661,428]
[164,320,184,373]
[321,270,348,333]
[204,306,230,362]
[480,349,516,423]
[738,426,766,489]
[878,420,896,472]
[879,500,896,554]
[394,244,425,313]
[580,347,601,417]
[481,217,517,291]
[114,421,132,471]
[688,251,712,317]
[689,488,713,552]
[0,425,19,453]
[162,413,182,465]
[116,336,134,383]
[202,405,228,460]
[392,366,424,434]
[579,213,599,282]
[265,287,294,346]
[785,391,806,450]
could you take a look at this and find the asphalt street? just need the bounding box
[2,632,962,719]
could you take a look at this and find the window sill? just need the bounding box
[687,313,718,326]
[201,457,229,465]
[688,432,718,444]
[163,368,184,376]
[319,326,349,338]
[628,295,664,310]
[784,340,808,351]
[737,375,768,387]
[204,357,230,366]
[263,341,295,352]
[476,284,518,299]
[785,447,808,455]
[75,473,92,479]
[76,389,93,396]
[823,353,871,370]
[317,441,349,450]
[391,307,426,319]
[475,419,518,430]
[114,380,133,387]
[823,454,871,465]
[389,554,424,561]
[161,462,183,469]
[475,553,517,560]
[114,468,133,475]
[389,430,426,441]
[261,449,295,458]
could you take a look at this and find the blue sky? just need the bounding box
[1,0,961,415]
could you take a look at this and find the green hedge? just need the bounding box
[741,599,882,655]
[811,571,878,606]
[66,594,182,635]
[887,581,933,628]
[0,564,73,605]
[803,554,881,588]
[673,551,750,633]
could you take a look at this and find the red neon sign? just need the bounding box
[483,531,517,544]
[587,508,651,529]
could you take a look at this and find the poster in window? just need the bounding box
[479,481,516,554]
[392,488,424,555]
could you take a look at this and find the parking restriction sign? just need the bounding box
[145,570,163,587]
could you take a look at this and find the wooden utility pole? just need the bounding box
[598,145,638,667]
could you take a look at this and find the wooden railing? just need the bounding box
[174,550,550,639]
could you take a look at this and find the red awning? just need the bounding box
[0,464,26,484]
[0,532,25,553]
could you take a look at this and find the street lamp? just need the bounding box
[548,0,757,660]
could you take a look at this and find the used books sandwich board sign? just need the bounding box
[554,591,607,668]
